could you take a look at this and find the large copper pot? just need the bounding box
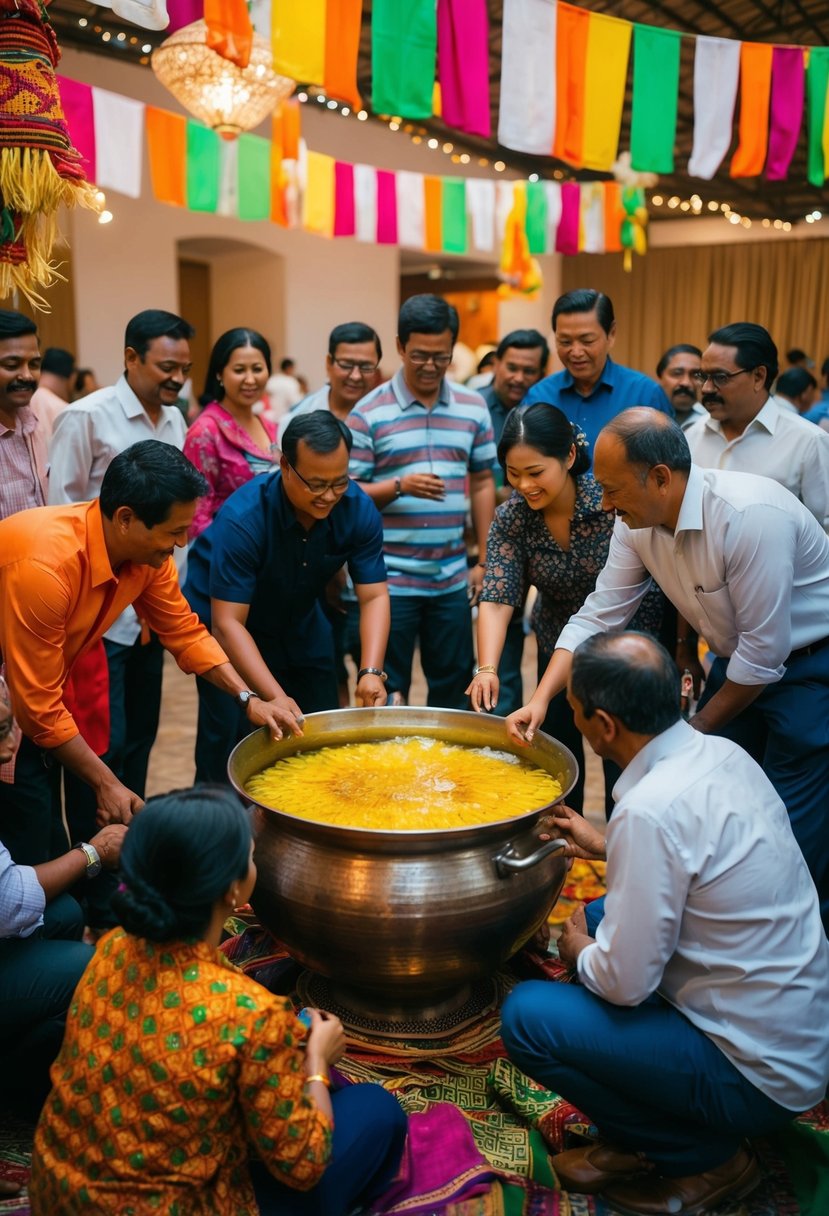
[229,708,577,1017]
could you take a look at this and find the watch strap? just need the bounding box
[357,667,388,682]
[73,841,102,879]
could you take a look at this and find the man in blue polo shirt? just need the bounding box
[184,411,390,782]
[348,294,496,709]
[523,289,672,455]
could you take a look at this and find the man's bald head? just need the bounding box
[570,631,681,737]
[599,408,691,480]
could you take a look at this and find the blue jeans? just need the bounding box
[501,896,795,1176]
[385,587,474,708]
[251,1083,407,1215]
[698,646,829,931]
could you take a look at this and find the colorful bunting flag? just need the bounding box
[525,180,548,254]
[303,150,334,235]
[205,0,253,68]
[324,0,363,108]
[806,47,829,187]
[146,106,186,206]
[730,43,773,177]
[58,79,143,198]
[437,0,490,138]
[630,25,681,174]
[376,170,398,244]
[272,0,326,83]
[466,178,496,252]
[237,134,271,220]
[333,161,356,236]
[767,46,806,180]
[556,182,580,254]
[441,177,467,253]
[688,36,741,179]
[498,0,557,155]
[397,170,426,248]
[372,0,437,118]
[554,5,631,171]
[424,175,443,252]
[186,121,220,212]
[354,164,377,242]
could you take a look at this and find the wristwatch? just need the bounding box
[393,477,402,498]
[73,841,102,879]
[357,667,388,682]
[236,690,261,708]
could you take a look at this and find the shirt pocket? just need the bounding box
[693,585,738,654]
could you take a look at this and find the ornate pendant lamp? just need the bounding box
[151,20,294,138]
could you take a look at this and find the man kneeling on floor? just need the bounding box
[501,630,829,1216]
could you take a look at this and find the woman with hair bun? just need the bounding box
[30,788,407,1216]
[467,403,662,813]
[184,328,278,539]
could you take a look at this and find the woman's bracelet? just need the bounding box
[306,1073,330,1088]
[475,664,497,675]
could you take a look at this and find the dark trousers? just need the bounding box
[493,613,526,719]
[195,664,340,784]
[0,894,93,1118]
[251,1083,407,1216]
[103,632,165,798]
[698,647,829,931]
[0,734,64,865]
[501,896,794,1177]
[385,588,474,709]
[537,652,618,817]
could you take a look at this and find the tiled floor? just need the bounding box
[146,636,607,816]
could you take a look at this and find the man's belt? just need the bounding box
[788,634,829,662]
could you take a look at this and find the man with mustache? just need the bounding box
[47,311,194,926]
[0,310,48,521]
[685,323,829,531]
[655,344,706,430]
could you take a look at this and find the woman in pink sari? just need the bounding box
[184,328,278,539]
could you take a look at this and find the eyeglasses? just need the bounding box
[407,351,453,368]
[287,462,350,495]
[691,367,755,388]
[332,358,379,376]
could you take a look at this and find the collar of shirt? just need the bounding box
[610,718,695,805]
[391,367,451,411]
[702,395,776,440]
[87,499,119,589]
[559,356,616,399]
[0,406,38,438]
[115,373,182,429]
[672,463,706,535]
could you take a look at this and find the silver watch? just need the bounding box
[73,841,102,879]
[236,689,260,708]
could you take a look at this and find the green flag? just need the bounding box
[631,25,681,174]
[372,0,436,118]
[806,47,829,187]
[186,122,220,213]
[237,134,271,221]
[441,178,467,253]
[525,180,548,254]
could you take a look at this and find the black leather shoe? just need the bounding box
[552,1142,650,1193]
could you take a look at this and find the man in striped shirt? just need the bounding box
[348,295,496,708]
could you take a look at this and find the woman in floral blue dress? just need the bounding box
[468,403,661,812]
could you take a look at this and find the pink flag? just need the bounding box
[166,0,203,32]
[766,46,806,180]
[334,161,355,236]
[376,170,398,244]
[57,76,96,180]
[437,0,491,138]
[555,182,580,254]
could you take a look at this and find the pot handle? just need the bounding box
[494,837,567,878]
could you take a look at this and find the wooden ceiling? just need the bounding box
[50,0,829,223]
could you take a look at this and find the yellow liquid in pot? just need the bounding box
[245,735,563,829]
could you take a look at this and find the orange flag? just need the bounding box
[603,181,623,253]
[204,0,253,69]
[554,3,589,163]
[270,111,287,226]
[145,107,186,207]
[281,97,301,161]
[424,176,443,252]
[324,0,363,108]
[731,43,774,177]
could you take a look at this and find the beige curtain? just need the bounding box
[561,238,829,380]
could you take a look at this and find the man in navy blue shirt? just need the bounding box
[523,289,672,456]
[184,412,389,782]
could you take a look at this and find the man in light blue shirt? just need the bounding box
[502,632,829,1215]
[522,289,672,457]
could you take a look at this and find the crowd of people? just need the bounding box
[0,288,828,1215]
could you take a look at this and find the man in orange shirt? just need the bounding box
[0,440,302,867]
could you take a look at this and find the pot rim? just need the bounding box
[228,706,579,846]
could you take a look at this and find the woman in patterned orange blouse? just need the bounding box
[30,788,407,1215]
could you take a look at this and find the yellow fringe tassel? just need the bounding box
[0,147,96,312]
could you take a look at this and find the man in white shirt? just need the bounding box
[48,311,193,922]
[509,408,829,929]
[278,322,382,444]
[684,323,829,530]
[502,632,829,1216]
